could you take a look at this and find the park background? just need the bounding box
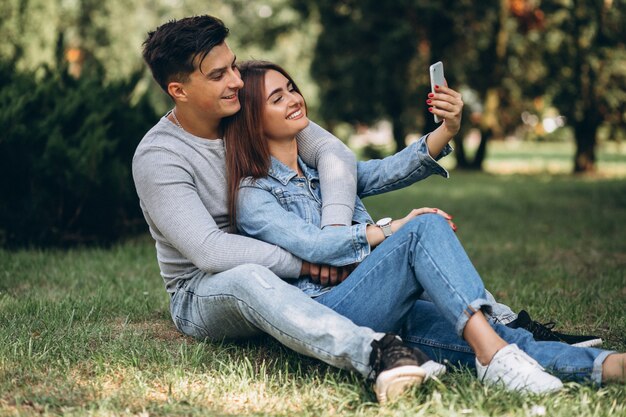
[1,0,625,416]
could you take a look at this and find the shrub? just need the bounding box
[0,61,158,247]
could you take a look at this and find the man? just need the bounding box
[133,15,600,403]
[133,15,445,403]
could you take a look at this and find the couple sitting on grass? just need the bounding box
[133,15,625,403]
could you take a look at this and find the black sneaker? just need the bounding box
[506,310,603,347]
[369,334,445,403]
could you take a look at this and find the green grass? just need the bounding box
[1,144,626,416]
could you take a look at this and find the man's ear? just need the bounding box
[167,82,188,102]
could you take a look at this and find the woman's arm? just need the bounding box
[237,183,372,267]
[425,83,464,156]
[356,84,463,198]
[296,121,356,227]
[236,183,455,267]
[356,135,451,198]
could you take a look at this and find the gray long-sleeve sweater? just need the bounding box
[132,116,356,292]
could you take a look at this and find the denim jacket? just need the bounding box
[237,135,452,296]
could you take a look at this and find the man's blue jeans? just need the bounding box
[169,264,384,378]
[316,214,611,383]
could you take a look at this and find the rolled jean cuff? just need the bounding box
[454,298,495,338]
[592,349,616,384]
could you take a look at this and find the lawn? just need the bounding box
[1,142,625,416]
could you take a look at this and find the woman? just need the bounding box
[222,61,626,395]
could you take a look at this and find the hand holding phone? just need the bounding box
[429,61,445,123]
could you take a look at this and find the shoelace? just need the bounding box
[369,344,419,378]
[527,320,558,340]
[484,346,543,382]
[369,349,383,379]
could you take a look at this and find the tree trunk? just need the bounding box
[454,129,490,171]
[392,119,407,151]
[453,135,469,168]
[472,128,491,170]
[573,121,598,173]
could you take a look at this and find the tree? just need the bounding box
[0,59,157,246]
[538,0,626,172]
[293,1,430,152]
[295,0,534,171]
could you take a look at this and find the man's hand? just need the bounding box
[300,261,311,276]
[309,263,350,286]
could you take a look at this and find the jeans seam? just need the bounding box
[410,220,485,335]
[324,238,417,312]
[404,335,474,354]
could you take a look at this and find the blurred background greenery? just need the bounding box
[1,0,625,247]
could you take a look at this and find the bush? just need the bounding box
[0,61,158,247]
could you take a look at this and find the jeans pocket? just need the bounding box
[174,315,209,340]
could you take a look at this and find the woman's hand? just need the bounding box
[428,83,464,137]
[366,208,456,249]
[392,207,456,232]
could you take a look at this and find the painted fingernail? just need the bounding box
[428,107,433,112]
[435,85,440,89]
[428,93,434,98]
[434,208,438,212]
[426,99,432,104]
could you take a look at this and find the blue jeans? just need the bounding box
[315,214,612,383]
[169,264,383,377]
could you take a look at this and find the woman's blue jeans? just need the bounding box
[315,214,611,383]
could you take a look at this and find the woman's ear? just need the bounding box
[167,82,188,102]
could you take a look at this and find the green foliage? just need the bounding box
[535,0,626,170]
[296,0,626,171]
[0,61,158,247]
[296,0,434,151]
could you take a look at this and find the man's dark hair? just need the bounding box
[142,15,229,93]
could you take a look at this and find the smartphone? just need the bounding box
[429,61,445,123]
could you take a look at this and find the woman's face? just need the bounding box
[262,69,308,141]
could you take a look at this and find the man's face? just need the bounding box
[182,42,244,120]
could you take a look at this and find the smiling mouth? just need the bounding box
[287,109,303,120]
[222,93,237,100]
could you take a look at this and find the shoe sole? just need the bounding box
[375,365,426,403]
[571,338,603,348]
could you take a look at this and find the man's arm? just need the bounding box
[133,146,302,278]
[356,135,452,198]
[296,121,356,227]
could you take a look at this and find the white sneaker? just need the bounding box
[476,344,563,394]
[422,360,447,381]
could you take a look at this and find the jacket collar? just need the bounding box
[267,156,319,185]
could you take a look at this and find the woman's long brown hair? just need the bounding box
[222,60,305,227]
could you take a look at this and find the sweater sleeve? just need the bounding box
[296,121,356,227]
[132,146,302,278]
